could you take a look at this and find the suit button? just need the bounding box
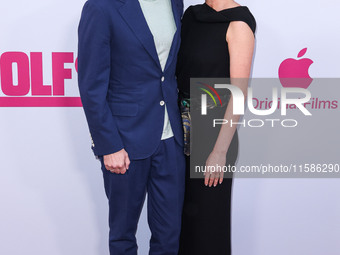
[160,100,165,106]
[90,134,95,147]
[161,76,165,82]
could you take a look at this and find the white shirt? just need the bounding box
[139,0,176,140]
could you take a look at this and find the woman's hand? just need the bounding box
[204,150,227,187]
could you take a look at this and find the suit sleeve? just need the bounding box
[77,1,124,156]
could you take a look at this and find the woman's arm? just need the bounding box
[205,21,255,187]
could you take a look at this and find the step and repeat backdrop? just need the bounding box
[1,0,339,254]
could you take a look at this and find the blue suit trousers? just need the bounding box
[100,137,185,255]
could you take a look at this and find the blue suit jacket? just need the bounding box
[78,0,184,159]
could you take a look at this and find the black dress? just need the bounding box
[176,4,256,255]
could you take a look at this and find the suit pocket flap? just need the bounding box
[108,102,138,116]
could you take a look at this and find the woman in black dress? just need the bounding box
[177,1,256,254]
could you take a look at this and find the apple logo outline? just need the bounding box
[278,48,314,88]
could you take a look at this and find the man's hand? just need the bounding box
[103,149,130,174]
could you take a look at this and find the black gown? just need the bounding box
[176,4,256,255]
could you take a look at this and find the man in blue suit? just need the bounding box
[77,0,185,254]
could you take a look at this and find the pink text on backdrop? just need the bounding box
[0,51,81,107]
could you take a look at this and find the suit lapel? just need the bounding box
[118,0,162,70]
[118,0,181,72]
[163,0,181,71]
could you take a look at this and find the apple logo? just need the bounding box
[278,48,313,88]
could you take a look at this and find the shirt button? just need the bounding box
[161,76,165,82]
[160,100,165,106]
